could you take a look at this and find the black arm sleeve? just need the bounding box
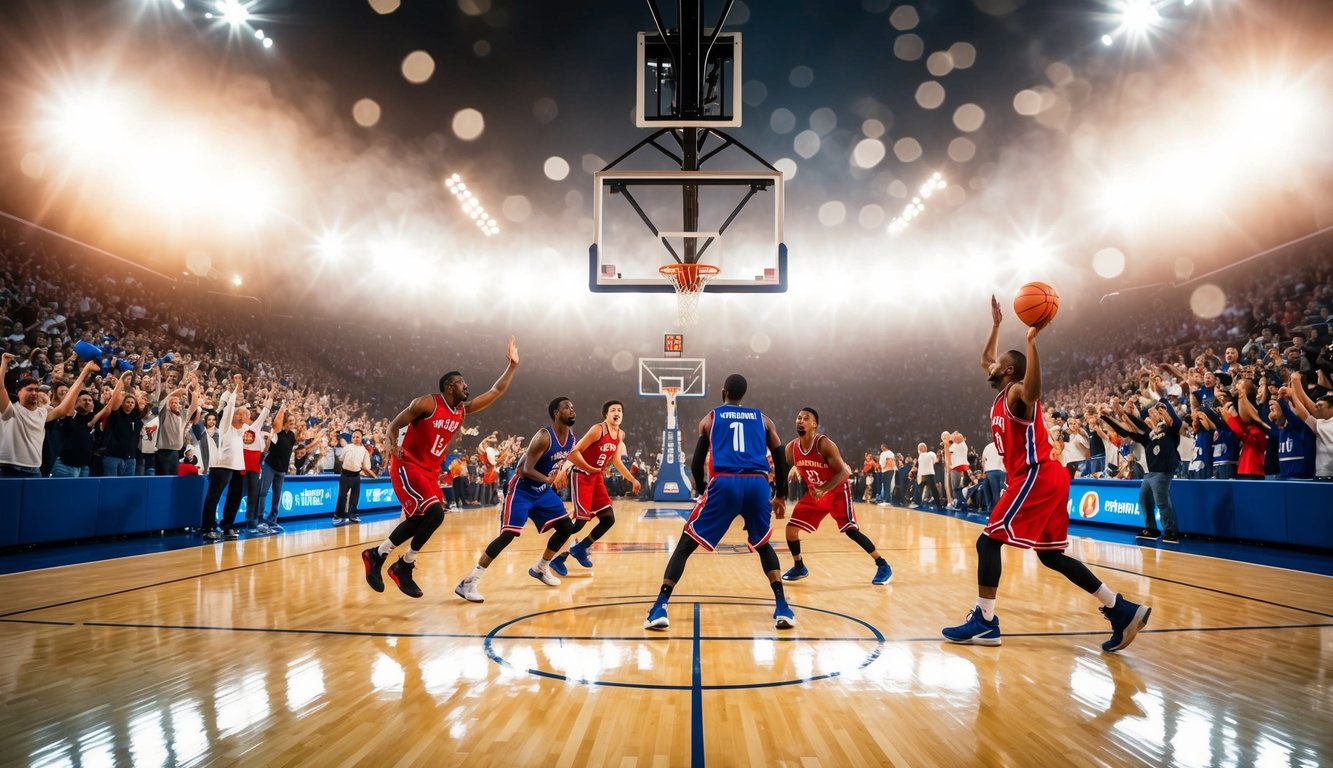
[1099,414,1133,439]
[771,444,788,498]
[691,433,709,490]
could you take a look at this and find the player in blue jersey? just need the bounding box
[644,373,793,630]
[455,397,579,602]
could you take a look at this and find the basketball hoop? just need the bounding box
[659,263,720,327]
[661,385,680,409]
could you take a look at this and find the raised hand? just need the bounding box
[990,295,1002,326]
[506,335,519,367]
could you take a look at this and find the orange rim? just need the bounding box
[659,263,721,292]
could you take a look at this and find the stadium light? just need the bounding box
[888,173,947,236]
[1119,0,1161,36]
[443,172,500,237]
[231,274,243,287]
[216,0,250,27]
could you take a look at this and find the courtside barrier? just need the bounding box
[1067,477,1333,550]
[4,474,399,547]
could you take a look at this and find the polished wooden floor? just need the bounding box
[2,501,1331,767]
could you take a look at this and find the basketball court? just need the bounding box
[2,502,1329,766]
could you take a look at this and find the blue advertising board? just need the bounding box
[1067,478,1143,529]
[239,477,400,518]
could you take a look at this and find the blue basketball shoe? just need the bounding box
[644,602,670,630]
[872,561,893,585]
[548,553,569,577]
[1100,594,1151,652]
[942,606,1002,646]
[781,562,809,581]
[568,538,594,568]
[774,601,796,629]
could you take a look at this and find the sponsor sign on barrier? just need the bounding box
[240,478,399,517]
[1067,479,1142,528]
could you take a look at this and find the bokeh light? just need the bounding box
[452,108,485,140]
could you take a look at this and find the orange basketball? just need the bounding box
[1013,281,1060,327]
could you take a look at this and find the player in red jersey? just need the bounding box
[942,298,1151,652]
[547,400,642,575]
[778,407,892,585]
[362,336,519,598]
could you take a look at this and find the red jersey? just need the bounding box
[577,423,623,472]
[990,385,1057,477]
[399,394,464,470]
[790,435,843,489]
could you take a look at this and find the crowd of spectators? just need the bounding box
[4,219,1330,540]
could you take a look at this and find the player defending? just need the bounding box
[362,336,519,598]
[455,397,580,602]
[644,374,794,630]
[548,400,642,576]
[780,408,893,585]
[942,297,1150,652]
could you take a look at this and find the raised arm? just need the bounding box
[1288,372,1317,416]
[981,295,1002,374]
[462,336,520,415]
[1280,385,1312,424]
[1016,321,1048,411]
[48,361,101,421]
[0,353,15,415]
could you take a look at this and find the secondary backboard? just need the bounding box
[639,357,706,397]
[636,31,742,128]
[590,170,787,293]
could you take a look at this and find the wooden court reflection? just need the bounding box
[1,501,1330,766]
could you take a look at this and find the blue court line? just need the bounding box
[692,602,705,768]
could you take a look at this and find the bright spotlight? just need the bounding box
[216,0,250,27]
[314,233,348,263]
[231,274,243,287]
[1119,0,1160,36]
[1101,34,1114,46]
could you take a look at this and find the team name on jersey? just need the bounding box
[991,415,1005,430]
[718,411,757,420]
[795,458,826,469]
[432,418,459,430]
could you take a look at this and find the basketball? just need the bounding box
[1014,281,1060,327]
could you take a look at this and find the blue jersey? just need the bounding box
[1191,427,1214,470]
[1276,401,1316,479]
[518,425,575,492]
[708,404,770,474]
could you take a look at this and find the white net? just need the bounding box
[660,263,720,327]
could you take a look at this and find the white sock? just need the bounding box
[978,598,997,621]
[402,548,419,564]
[1094,584,1117,608]
[537,557,551,571]
[377,539,394,556]
[468,564,486,582]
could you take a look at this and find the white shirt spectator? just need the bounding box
[341,443,372,474]
[917,450,938,477]
[1061,431,1089,466]
[213,398,246,471]
[949,440,970,471]
[0,402,50,470]
[981,442,1004,473]
[1306,415,1333,477]
[879,448,893,471]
